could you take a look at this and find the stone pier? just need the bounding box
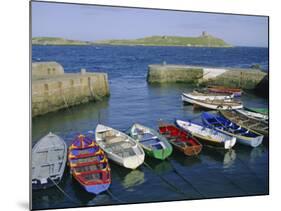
[32,62,110,117]
[147,64,268,91]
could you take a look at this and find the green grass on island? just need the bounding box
[32,32,232,47]
[32,37,91,46]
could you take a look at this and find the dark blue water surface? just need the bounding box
[32,45,269,210]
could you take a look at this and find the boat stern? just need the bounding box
[83,183,110,195]
[123,154,145,169]
[250,135,264,148]
[152,147,173,160]
[224,137,236,149]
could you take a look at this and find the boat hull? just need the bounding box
[158,123,202,156]
[201,113,264,148]
[175,120,236,150]
[220,110,269,136]
[236,109,268,122]
[235,135,264,148]
[207,86,242,97]
[32,132,67,190]
[68,135,111,194]
[95,124,145,169]
[183,145,202,156]
[82,183,110,195]
[32,177,61,190]
[182,92,233,101]
[181,94,243,110]
[150,148,173,160]
[129,123,173,160]
[123,154,145,169]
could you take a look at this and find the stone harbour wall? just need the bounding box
[147,64,268,90]
[32,62,110,117]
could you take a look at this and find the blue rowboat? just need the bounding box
[201,112,263,148]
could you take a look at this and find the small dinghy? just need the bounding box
[183,91,234,101]
[236,109,268,122]
[201,112,264,147]
[129,123,173,160]
[68,134,111,194]
[95,124,145,169]
[181,93,243,110]
[158,122,202,156]
[220,110,269,136]
[176,119,236,149]
[207,86,242,97]
[32,132,67,190]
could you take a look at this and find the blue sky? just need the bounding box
[32,1,268,47]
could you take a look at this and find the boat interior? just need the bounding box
[97,130,137,158]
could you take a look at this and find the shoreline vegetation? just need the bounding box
[32,32,232,47]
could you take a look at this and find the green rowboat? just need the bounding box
[129,123,173,160]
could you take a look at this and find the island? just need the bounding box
[32,37,91,45]
[32,32,231,47]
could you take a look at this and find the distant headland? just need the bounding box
[32,32,232,47]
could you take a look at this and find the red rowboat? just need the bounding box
[207,86,242,97]
[68,134,111,194]
[158,122,202,156]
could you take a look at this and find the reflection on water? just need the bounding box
[145,157,173,174]
[172,151,202,167]
[223,149,236,168]
[121,170,145,190]
[250,146,266,163]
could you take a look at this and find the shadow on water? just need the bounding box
[171,150,202,167]
[144,157,173,174]
[32,99,109,142]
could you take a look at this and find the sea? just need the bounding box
[32,45,269,210]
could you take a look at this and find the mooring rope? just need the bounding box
[60,93,72,114]
[106,189,126,203]
[166,158,205,198]
[142,161,189,197]
[204,148,249,194]
[234,150,266,184]
[48,177,81,205]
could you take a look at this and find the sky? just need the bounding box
[32,1,268,47]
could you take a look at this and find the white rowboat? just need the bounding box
[183,91,234,101]
[236,109,268,122]
[181,93,243,110]
[176,119,236,149]
[95,124,145,169]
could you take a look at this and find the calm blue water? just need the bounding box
[32,45,269,210]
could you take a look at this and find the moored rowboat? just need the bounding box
[207,86,242,97]
[181,93,243,110]
[175,119,236,149]
[220,110,268,136]
[129,123,173,160]
[95,124,145,169]
[201,112,264,147]
[68,134,111,194]
[182,91,234,102]
[236,109,268,122]
[32,132,67,190]
[158,122,202,156]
